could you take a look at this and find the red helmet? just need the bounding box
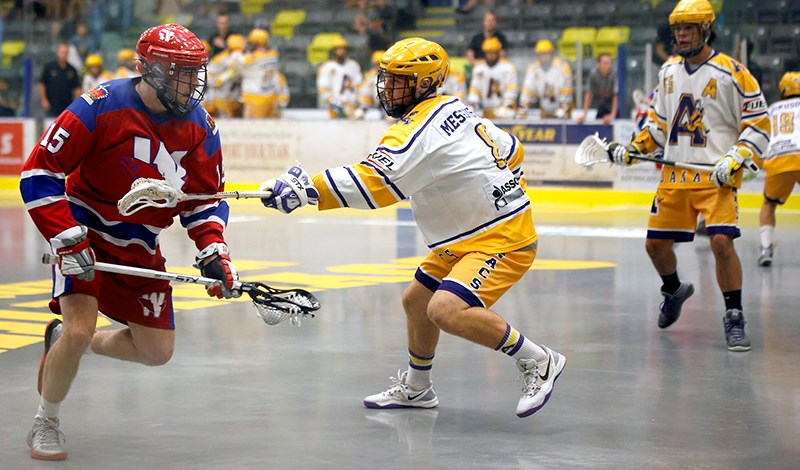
[136,24,208,116]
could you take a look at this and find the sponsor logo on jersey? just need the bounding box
[81,84,109,105]
[205,111,217,134]
[742,97,767,114]
[485,173,525,210]
[366,149,395,171]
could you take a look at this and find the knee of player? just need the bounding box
[709,234,736,258]
[60,325,95,352]
[645,238,670,257]
[140,343,175,366]
[425,296,462,331]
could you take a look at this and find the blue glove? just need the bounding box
[259,166,320,214]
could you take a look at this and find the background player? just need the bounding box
[758,71,800,266]
[20,24,239,460]
[520,39,574,119]
[466,37,518,119]
[258,38,566,418]
[241,28,288,118]
[316,37,363,119]
[604,0,769,351]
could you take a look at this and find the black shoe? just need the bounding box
[658,282,694,329]
[37,319,62,395]
[723,309,751,351]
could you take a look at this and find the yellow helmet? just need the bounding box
[481,37,502,53]
[669,0,715,26]
[378,37,449,118]
[226,34,246,51]
[371,49,385,66]
[534,39,554,55]
[85,53,103,68]
[117,48,135,63]
[779,72,800,98]
[330,36,348,50]
[248,28,269,47]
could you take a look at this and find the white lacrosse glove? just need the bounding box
[713,146,756,187]
[50,225,96,281]
[607,142,636,166]
[259,166,320,214]
[194,242,241,299]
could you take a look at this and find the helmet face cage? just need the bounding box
[669,0,715,58]
[140,57,207,117]
[377,69,417,118]
[670,22,712,58]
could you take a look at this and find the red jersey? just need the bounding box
[21,78,229,268]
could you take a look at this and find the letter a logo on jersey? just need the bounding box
[139,292,166,318]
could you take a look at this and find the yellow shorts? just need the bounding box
[763,170,800,204]
[647,186,740,242]
[414,245,536,308]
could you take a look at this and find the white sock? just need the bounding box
[511,337,548,363]
[760,225,774,249]
[407,367,432,390]
[37,397,60,419]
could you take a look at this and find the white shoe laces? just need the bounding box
[382,370,409,397]
[519,365,542,398]
[32,417,65,448]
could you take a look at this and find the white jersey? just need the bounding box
[208,50,245,100]
[82,71,114,92]
[316,58,363,107]
[636,51,770,188]
[241,49,280,96]
[311,95,535,254]
[764,97,800,160]
[441,70,467,100]
[520,57,573,112]
[357,67,380,109]
[467,58,518,111]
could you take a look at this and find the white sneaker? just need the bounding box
[27,416,67,460]
[758,245,773,267]
[363,370,439,409]
[516,346,566,418]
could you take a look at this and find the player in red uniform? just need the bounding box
[20,24,239,460]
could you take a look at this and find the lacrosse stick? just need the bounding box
[118,178,274,216]
[575,133,717,173]
[42,254,320,326]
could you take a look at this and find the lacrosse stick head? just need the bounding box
[118,178,186,216]
[574,133,612,167]
[246,282,321,327]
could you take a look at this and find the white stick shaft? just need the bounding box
[42,254,243,289]
[182,190,273,201]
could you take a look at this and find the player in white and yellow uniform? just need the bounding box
[606,0,770,351]
[316,37,363,119]
[81,54,114,92]
[353,50,385,120]
[440,56,467,101]
[113,49,138,79]
[208,34,245,118]
[467,37,518,119]
[520,39,573,118]
[241,29,288,118]
[757,71,800,266]
[258,38,565,418]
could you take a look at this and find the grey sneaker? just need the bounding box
[758,245,773,267]
[363,370,438,409]
[27,416,67,460]
[658,282,694,329]
[516,346,566,418]
[38,319,62,395]
[723,309,751,352]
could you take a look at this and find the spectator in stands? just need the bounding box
[466,10,508,66]
[242,29,289,119]
[70,21,96,64]
[467,37,518,119]
[208,34,246,118]
[456,0,496,15]
[208,12,233,58]
[520,39,574,119]
[113,48,138,79]
[39,43,81,118]
[577,53,618,125]
[317,37,363,119]
[0,78,19,117]
[653,22,674,65]
[81,53,114,91]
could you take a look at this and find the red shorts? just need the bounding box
[50,254,175,330]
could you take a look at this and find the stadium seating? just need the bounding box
[1,40,25,68]
[270,9,307,40]
[557,27,597,62]
[593,26,630,58]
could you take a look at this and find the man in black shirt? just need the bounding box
[466,11,509,66]
[39,43,81,118]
